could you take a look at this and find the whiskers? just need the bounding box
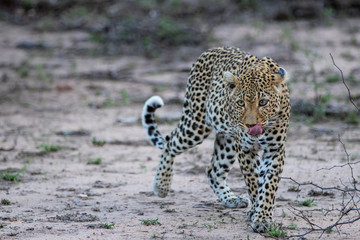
[228,121,246,131]
[229,121,246,128]
[228,118,287,134]
[263,125,279,131]
[262,119,287,131]
[266,120,287,125]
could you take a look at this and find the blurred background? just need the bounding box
[0,0,359,120]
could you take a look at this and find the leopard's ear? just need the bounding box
[224,71,240,86]
[223,71,235,83]
[223,72,239,94]
[271,67,286,86]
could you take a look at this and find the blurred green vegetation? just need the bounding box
[1,0,359,57]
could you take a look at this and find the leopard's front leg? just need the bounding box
[237,148,261,222]
[251,145,285,232]
[207,134,248,208]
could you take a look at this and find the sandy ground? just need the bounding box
[0,18,360,239]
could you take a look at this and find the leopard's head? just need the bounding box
[224,56,286,136]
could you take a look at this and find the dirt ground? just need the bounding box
[0,17,360,240]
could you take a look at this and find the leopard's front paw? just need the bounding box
[223,196,249,208]
[153,184,169,198]
[250,213,272,232]
[251,220,271,232]
[153,178,171,198]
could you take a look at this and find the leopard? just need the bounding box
[141,47,290,232]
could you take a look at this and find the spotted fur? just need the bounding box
[142,47,290,232]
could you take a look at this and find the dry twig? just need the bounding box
[280,55,360,239]
[329,53,360,112]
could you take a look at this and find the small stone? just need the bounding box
[78,194,88,199]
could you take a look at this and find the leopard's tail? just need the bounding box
[142,96,165,149]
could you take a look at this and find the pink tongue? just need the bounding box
[248,124,263,136]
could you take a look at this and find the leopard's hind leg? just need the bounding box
[142,96,212,197]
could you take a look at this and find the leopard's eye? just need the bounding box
[237,100,245,107]
[259,99,269,106]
